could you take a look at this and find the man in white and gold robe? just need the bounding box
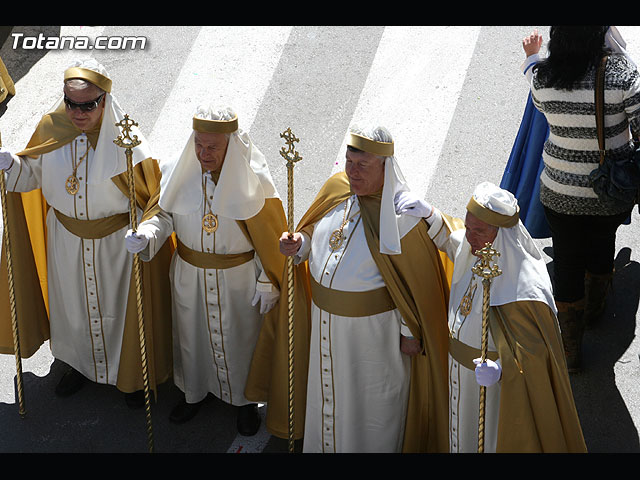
[127,106,287,435]
[277,125,450,453]
[395,181,587,453]
[0,59,173,406]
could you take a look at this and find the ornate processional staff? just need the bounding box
[279,127,302,454]
[0,131,26,417]
[114,115,153,453]
[471,242,502,453]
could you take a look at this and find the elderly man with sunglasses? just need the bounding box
[0,59,173,408]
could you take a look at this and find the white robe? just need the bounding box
[142,171,263,406]
[297,195,415,453]
[7,134,139,385]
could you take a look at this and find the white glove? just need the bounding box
[394,191,433,218]
[473,358,502,387]
[0,147,17,171]
[251,287,280,315]
[125,227,154,254]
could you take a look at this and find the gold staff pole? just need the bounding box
[114,115,153,453]
[279,127,303,453]
[0,133,26,417]
[471,242,502,453]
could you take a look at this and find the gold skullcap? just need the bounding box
[347,132,394,157]
[193,116,239,134]
[64,67,112,93]
[466,196,520,228]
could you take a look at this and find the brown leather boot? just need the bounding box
[556,299,585,373]
[584,271,613,328]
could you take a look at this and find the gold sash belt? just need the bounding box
[448,335,499,371]
[176,238,254,270]
[310,275,396,318]
[54,209,129,239]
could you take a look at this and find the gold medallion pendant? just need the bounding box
[328,229,344,251]
[202,212,218,233]
[459,289,474,316]
[458,278,477,316]
[66,175,80,195]
[67,142,89,195]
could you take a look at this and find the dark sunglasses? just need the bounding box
[64,92,105,112]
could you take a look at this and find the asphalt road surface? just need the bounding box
[0,25,638,454]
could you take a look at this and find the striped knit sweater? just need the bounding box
[531,53,640,216]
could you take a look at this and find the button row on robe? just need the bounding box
[74,138,87,217]
[319,311,335,453]
[204,269,231,401]
[316,202,355,453]
[82,240,107,383]
[449,360,460,452]
[74,138,106,382]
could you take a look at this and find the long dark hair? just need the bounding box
[534,26,611,89]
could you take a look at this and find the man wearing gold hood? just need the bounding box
[0,59,173,408]
[276,124,451,453]
[127,105,287,436]
[395,182,587,453]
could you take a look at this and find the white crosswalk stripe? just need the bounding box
[330,26,481,196]
[147,26,293,164]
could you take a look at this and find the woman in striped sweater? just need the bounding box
[526,26,640,372]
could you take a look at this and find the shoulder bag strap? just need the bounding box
[595,56,608,165]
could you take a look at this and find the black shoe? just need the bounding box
[125,390,147,410]
[55,367,86,397]
[169,398,204,424]
[237,403,261,436]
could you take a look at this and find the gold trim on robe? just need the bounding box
[53,209,129,239]
[491,301,587,452]
[0,60,50,357]
[176,237,254,270]
[0,114,50,358]
[309,275,395,317]
[0,192,49,357]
